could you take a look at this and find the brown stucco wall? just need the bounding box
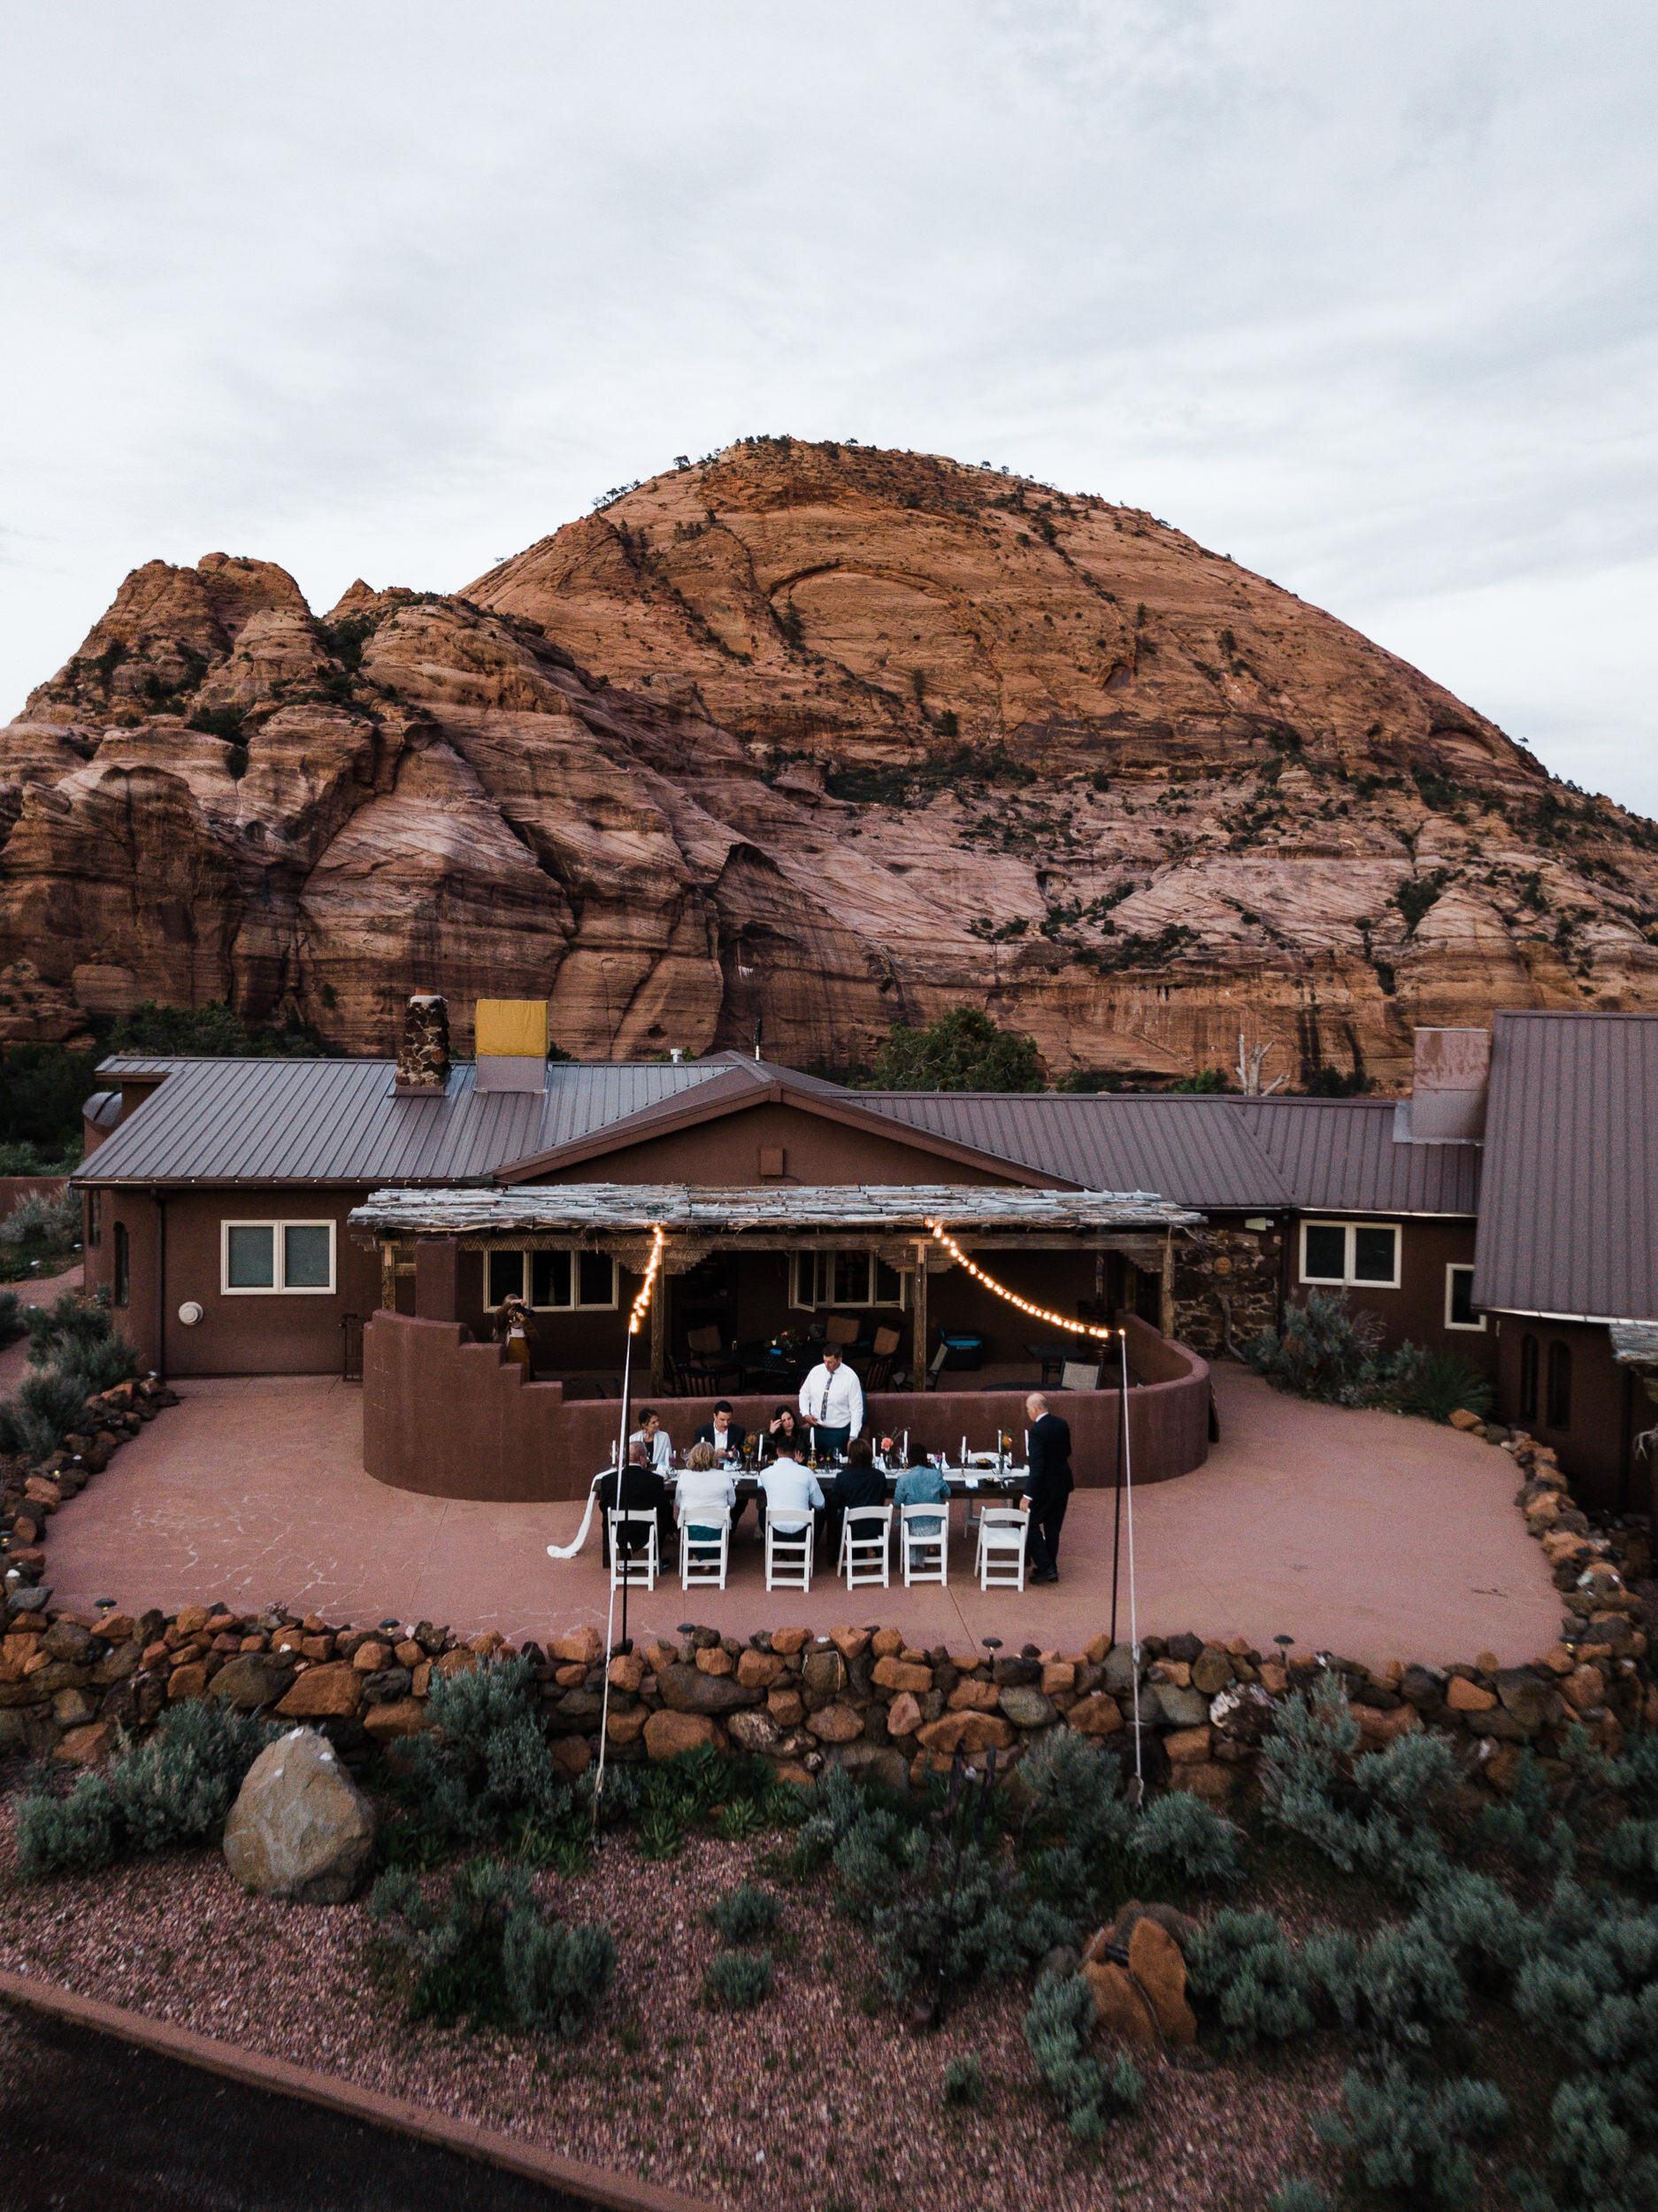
[361,1310,1211,1503]
[1287,1214,1494,1374]
[530,1102,1020,1189]
[1493,1316,1639,1513]
[81,1187,379,1378]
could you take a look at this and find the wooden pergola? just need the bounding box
[349,1182,1201,1394]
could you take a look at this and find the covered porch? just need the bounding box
[349,1184,1213,1502]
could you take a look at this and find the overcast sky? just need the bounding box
[4,3,1654,811]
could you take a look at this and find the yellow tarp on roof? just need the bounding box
[474,999,549,1058]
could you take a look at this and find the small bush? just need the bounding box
[704,1948,773,2009]
[1473,1749,1575,1875]
[404,1655,573,1847]
[1243,1288,1382,1406]
[15,1772,118,1875]
[1266,2184,1332,2212]
[1384,1343,1495,1424]
[1510,2077,1658,2212]
[1024,1970,1142,2141]
[1305,1918,1467,2048]
[0,1288,23,1343]
[942,2051,986,2108]
[1315,2065,1508,2208]
[709,1883,781,1947]
[106,1700,275,1853]
[372,1855,615,2036]
[1186,1909,1315,2050]
[1261,1672,1453,1891]
[1129,1790,1246,1886]
[0,1189,80,1248]
[503,1913,617,2039]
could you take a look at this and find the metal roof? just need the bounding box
[349,1182,1199,1239]
[1238,1099,1482,1216]
[74,1056,725,1187]
[1472,1010,1658,1322]
[863,1094,1294,1210]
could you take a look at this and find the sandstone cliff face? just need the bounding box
[4,442,1656,1083]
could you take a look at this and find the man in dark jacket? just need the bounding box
[1021,1392,1072,1583]
[825,1435,887,1567]
[597,1441,673,1568]
[693,1402,746,1460]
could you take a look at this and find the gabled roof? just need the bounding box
[1472,1010,1658,1321]
[491,1056,1071,1189]
[74,1056,725,1187]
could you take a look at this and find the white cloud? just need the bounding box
[2,1,1652,808]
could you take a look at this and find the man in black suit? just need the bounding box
[1021,1392,1072,1584]
[693,1402,746,1461]
[597,1441,673,1568]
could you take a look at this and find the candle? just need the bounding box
[1023,1429,1029,1455]
[961,1434,968,1466]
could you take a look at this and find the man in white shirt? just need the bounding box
[758,1436,825,1538]
[628,1409,672,1475]
[798,1344,864,1459]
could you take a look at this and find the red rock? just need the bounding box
[1082,1960,1159,2047]
[608,1654,646,1694]
[605,1705,649,1745]
[872,1655,932,1695]
[53,1720,115,1766]
[870,1629,904,1659]
[363,1698,433,1741]
[826,1627,869,1661]
[886,1693,924,1739]
[767,1687,805,1727]
[393,1640,425,1670]
[807,1701,864,1743]
[1446,1676,1497,1714]
[174,1606,209,1636]
[947,1679,1002,1712]
[917,1711,1016,1755]
[771,1628,814,1656]
[167,1663,209,1701]
[736,1649,782,1689]
[434,1647,478,1679]
[695,1646,734,1678]
[643,1710,725,1762]
[275,1663,362,1718]
[1128,1917,1196,2045]
[1163,1725,1210,1765]
[549,1627,603,1666]
[1067,1694,1125,1738]
[300,1636,334,1663]
[549,1736,591,1778]
[350,1641,391,1673]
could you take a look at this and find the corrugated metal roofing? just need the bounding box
[863,1094,1293,1210]
[1239,1100,1482,1216]
[1472,1011,1658,1321]
[74,1057,725,1187]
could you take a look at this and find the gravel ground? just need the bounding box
[0,1790,1368,2212]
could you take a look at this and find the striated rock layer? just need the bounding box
[4,444,1657,1084]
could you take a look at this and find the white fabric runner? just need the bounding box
[545,1471,609,1560]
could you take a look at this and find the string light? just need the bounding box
[925,1221,1125,1340]
[628,1227,665,1335]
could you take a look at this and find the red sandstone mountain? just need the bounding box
[4,441,1656,1085]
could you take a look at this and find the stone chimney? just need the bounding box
[395,994,450,1094]
[1409,1025,1490,1141]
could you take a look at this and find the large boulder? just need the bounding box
[222,1728,375,1903]
[209,1653,298,1710]
[655,1662,761,1716]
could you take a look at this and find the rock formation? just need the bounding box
[4,443,1656,1084]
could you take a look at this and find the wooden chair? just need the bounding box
[824,1314,861,1348]
[765,1513,814,1593]
[901,1503,948,1587]
[862,1323,902,1391]
[975,1506,1028,1593]
[674,1365,719,1399]
[680,1511,731,1592]
[840,1503,893,1590]
[685,1325,724,1363]
[609,1509,658,1592]
[864,1356,893,1391]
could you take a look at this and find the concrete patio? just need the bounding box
[34,1363,1560,1670]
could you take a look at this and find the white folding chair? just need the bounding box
[680,1511,731,1592]
[765,1512,814,1593]
[975,1505,1029,1593]
[901,1502,948,1587]
[610,1508,658,1592]
[840,1503,893,1590]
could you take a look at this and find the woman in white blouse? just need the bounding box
[675,1440,736,1541]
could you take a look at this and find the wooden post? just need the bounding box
[911,1242,929,1393]
[380,1240,395,1314]
[1160,1230,1176,1340]
[649,1263,668,1397]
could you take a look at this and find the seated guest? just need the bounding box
[675,1440,736,1545]
[597,1440,673,1566]
[826,1434,887,1563]
[757,1432,824,1540]
[693,1401,746,1462]
[757,1404,800,1467]
[893,1455,950,1540]
[628,1409,672,1475]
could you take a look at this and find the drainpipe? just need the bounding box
[151,1186,167,1385]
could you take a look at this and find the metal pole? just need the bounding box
[592,1320,634,1824]
[1109,1325,1125,1647]
[1121,1325,1144,1803]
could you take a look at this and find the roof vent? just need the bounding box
[475,998,549,1093]
[1409,1026,1489,1141]
[395,995,450,1095]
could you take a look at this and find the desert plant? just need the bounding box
[1186,1909,1316,2050]
[14,1771,119,1875]
[1510,2077,1658,2212]
[1473,1751,1575,1875]
[1513,1887,1658,2128]
[1243,1289,1383,1406]
[1128,1789,1246,1887]
[709,1883,782,1947]
[403,1655,572,1846]
[502,1911,617,2039]
[0,1288,23,1343]
[0,1189,80,1248]
[105,1700,276,1853]
[372,1855,614,2034]
[942,2051,986,2107]
[1416,1870,1536,1994]
[1023,1970,1142,2141]
[1383,1343,1495,1424]
[1018,1732,1135,1923]
[704,1948,773,2009]
[1314,2065,1507,2208]
[1304,1918,1468,2048]
[1260,1671,1454,1891]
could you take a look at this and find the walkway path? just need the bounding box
[39,1364,1557,1669]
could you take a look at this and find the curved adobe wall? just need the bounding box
[363,1311,1210,1505]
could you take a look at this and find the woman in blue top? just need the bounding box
[892,1457,949,1540]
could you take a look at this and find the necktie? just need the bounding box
[820,1375,830,1419]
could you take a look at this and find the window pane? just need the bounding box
[530,1250,571,1307]
[1352,1226,1397,1283]
[487,1250,522,1307]
[577,1251,613,1307]
[283,1224,332,1288]
[1303,1224,1346,1280]
[226,1224,275,1287]
[1448,1268,1476,1325]
[833,1249,867,1305]
[873,1257,902,1305]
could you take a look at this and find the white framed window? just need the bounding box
[1300,1219,1400,1290]
[221,1219,336,1295]
[789,1249,909,1310]
[485,1248,618,1312]
[1444,1263,1485,1332]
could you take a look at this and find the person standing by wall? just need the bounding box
[1021,1391,1072,1584]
